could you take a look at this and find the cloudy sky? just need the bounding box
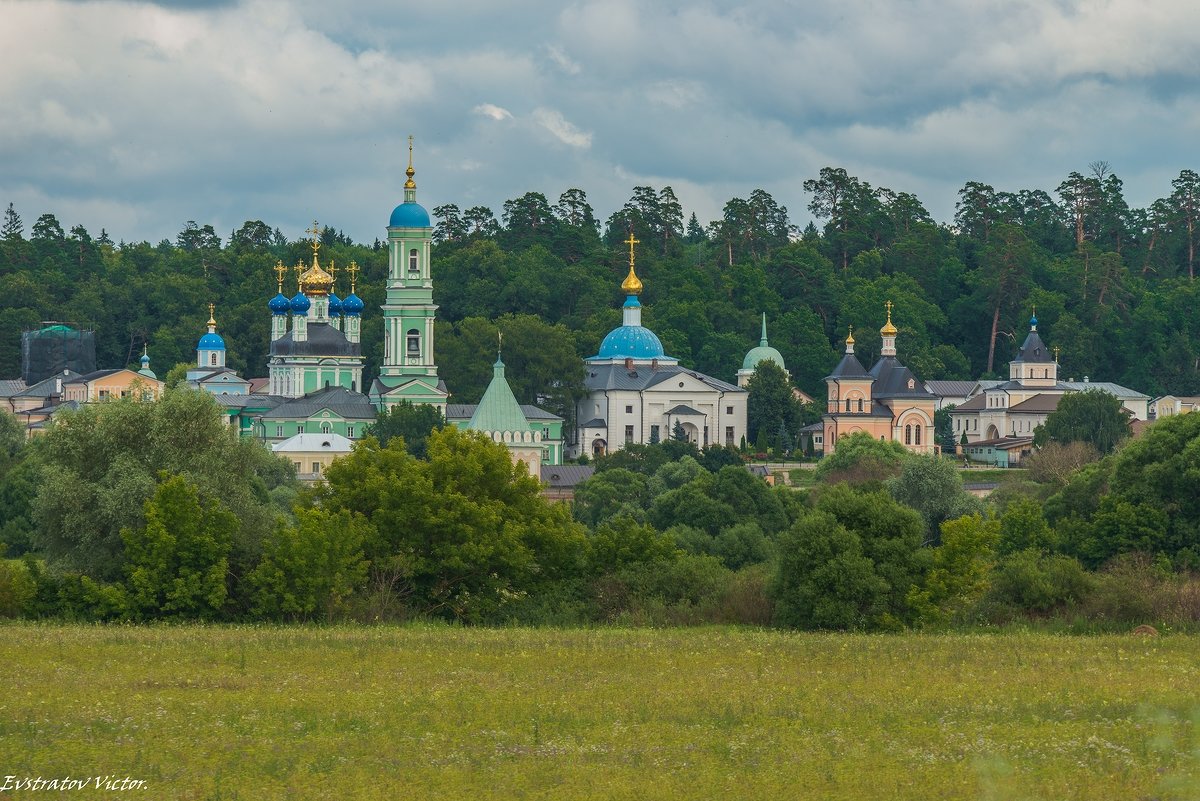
[3,0,1199,245]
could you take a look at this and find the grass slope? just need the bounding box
[0,625,1197,800]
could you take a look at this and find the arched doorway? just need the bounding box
[592,439,607,458]
[985,424,1000,440]
[680,422,699,443]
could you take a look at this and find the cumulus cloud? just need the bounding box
[532,108,592,149]
[2,0,1199,243]
[474,104,514,121]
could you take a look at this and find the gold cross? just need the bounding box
[306,220,321,259]
[273,260,288,291]
[624,233,639,268]
[408,135,414,169]
[885,300,893,318]
[1053,345,1061,362]
[328,259,337,288]
[346,261,360,293]
[294,260,305,289]
[208,302,214,318]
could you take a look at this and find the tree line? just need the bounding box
[2,163,1198,423]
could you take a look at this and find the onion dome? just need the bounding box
[298,260,334,296]
[268,292,291,315]
[742,313,785,371]
[342,293,364,316]
[846,325,856,347]
[290,291,311,314]
[138,346,156,379]
[328,292,343,316]
[621,263,643,295]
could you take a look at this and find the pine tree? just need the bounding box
[2,203,23,241]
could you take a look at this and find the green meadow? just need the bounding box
[0,625,1197,800]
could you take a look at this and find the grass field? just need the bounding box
[0,625,1197,800]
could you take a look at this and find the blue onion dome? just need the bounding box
[1030,312,1039,328]
[598,325,665,360]
[389,201,431,228]
[290,291,311,314]
[328,293,343,316]
[197,332,226,351]
[268,292,290,315]
[342,292,364,316]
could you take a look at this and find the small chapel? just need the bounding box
[822,303,937,454]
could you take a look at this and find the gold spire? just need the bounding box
[306,220,322,264]
[346,261,360,294]
[846,325,855,346]
[207,302,216,327]
[880,300,898,336]
[273,260,288,293]
[404,135,416,190]
[621,233,643,295]
[1053,345,1061,362]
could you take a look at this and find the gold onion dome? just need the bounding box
[299,258,334,295]
[880,300,898,336]
[845,325,856,346]
[621,264,643,295]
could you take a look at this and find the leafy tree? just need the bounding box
[315,429,586,621]
[887,456,983,544]
[745,361,801,444]
[772,484,929,630]
[249,507,370,621]
[32,390,294,582]
[1033,389,1129,454]
[815,431,907,486]
[364,400,444,458]
[908,513,999,626]
[573,468,653,526]
[1024,441,1100,486]
[122,474,236,620]
[998,497,1055,555]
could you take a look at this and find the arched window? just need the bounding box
[407,329,421,357]
[321,422,331,434]
[210,353,217,366]
[905,424,912,445]
[857,398,864,413]
[845,398,851,412]
[408,248,419,273]
[915,425,921,445]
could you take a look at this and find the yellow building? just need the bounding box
[822,303,937,455]
[63,368,164,404]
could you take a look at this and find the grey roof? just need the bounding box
[799,421,825,432]
[1061,381,1149,399]
[869,356,935,399]
[826,351,871,380]
[584,363,742,393]
[270,323,361,358]
[950,394,987,412]
[447,403,561,423]
[924,380,977,398]
[262,387,376,420]
[666,404,704,416]
[1008,394,1063,414]
[369,376,449,396]
[195,370,248,384]
[0,379,27,397]
[212,393,280,410]
[64,369,121,383]
[540,464,595,487]
[579,417,606,428]
[1013,328,1053,363]
[824,401,896,420]
[16,370,81,398]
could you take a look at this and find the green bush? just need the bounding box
[984,549,1092,616]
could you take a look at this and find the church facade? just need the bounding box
[822,304,937,455]
[571,237,747,458]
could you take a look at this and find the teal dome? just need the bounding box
[197,332,226,351]
[268,292,290,315]
[597,325,665,360]
[389,202,430,228]
[742,344,785,371]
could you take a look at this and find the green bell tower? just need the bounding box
[369,137,449,412]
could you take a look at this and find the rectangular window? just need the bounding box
[293,461,301,471]
[312,462,321,474]
[650,424,660,441]
[703,426,709,446]
[276,425,284,437]
[625,405,633,414]
[726,406,733,415]
[347,426,354,438]
[624,425,634,444]
[725,426,734,446]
